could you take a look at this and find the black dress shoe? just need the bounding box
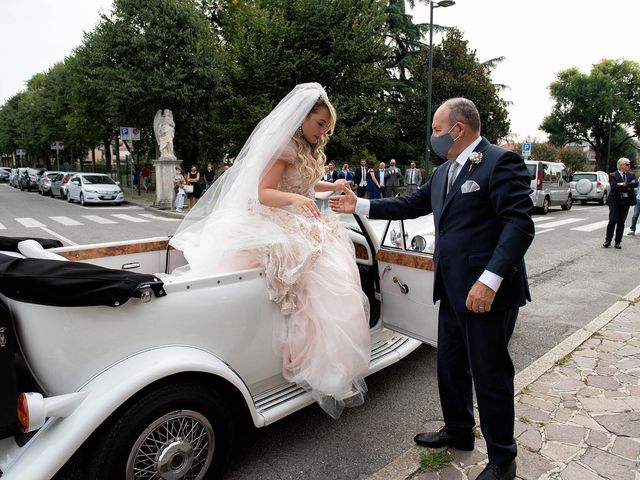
[602,241,611,248]
[476,461,516,480]
[413,428,474,450]
[614,243,622,249]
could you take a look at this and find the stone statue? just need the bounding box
[153,109,176,160]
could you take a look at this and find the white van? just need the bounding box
[525,160,572,214]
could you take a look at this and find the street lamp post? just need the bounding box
[605,90,616,171]
[425,0,455,181]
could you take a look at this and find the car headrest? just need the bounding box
[17,240,70,262]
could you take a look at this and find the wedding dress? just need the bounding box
[170,83,370,418]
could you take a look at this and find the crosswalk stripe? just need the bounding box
[534,218,584,229]
[50,216,83,226]
[536,229,555,234]
[15,217,46,228]
[139,213,180,222]
[571,220,609,232]
[111,214,150,223]
[0,222,6,230]
[82,215,118,225]
[532,216,554,223]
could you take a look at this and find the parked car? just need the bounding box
[66,173,125,205]
[0,167,10,182]
[37,171,60,196]
[0,211,439,479]
[50,172,74,199]
[19,168,45,192]
[569,171,610,205]
[525,160,572,214]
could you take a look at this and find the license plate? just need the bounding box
[103,196,114,200]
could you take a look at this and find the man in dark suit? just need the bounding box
[385,159,402,197]
[353,159,368,197]
[603,157,637,249]
[378,162,387,197]
[330,98,534,480]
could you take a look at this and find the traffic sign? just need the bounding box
[120,127,140,141]
[50,141,64,151]
[16,149,25,156]
[522,143,531,157]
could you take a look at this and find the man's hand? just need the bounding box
[329,185,357,213]
[465,280,496,313]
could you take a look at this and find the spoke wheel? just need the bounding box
[126,410,214,480]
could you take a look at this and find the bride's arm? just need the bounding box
[314,179,346,192]
[259,160,320,217]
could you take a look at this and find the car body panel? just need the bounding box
[569,171,610,203]
[525,160,571,209]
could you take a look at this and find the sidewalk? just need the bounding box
[369,285,640,480]
[123,188,187,219]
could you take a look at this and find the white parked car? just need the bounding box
[525,160,572,214]
[569,171,610,205]
[0,213,439,480]
[66,173,124,205]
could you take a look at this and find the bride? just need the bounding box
[170,83,370,418]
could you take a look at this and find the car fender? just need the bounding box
[1,345,261,480]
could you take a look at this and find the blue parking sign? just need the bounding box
[522,143,531,156]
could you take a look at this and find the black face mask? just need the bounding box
[430,123,460,159]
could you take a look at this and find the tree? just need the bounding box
[541,59,640,172]
[559,146,587,174]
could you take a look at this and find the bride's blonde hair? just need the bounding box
[291,96,337,184]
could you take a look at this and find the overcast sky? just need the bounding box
[1,0,638,141]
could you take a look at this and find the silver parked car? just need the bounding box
[0,167,10,182]
[37,171,60,196]
[525,160,572,214]
[569,171,610,205]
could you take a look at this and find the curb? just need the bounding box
[366,283,640,480]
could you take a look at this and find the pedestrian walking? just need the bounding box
[385,159,402,197]
[140,164,151,193]
[603,157,637,249]
[404,161,421,195]
[627,183,640,236]
[330,97,535,480]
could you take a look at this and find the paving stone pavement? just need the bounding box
[369,291,640,480]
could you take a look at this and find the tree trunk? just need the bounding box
[104,139,112,172]
[91,147,96,170]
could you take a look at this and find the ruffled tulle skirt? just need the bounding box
[252,205,371,419]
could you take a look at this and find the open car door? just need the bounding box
[374,216,439,346]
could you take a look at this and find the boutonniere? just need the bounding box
[468,152,483,172]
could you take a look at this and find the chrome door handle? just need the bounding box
[392,276,409,294]
[381,264,392,280]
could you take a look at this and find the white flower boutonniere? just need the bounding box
[468,152,483,172]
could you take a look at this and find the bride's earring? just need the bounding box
[297,126,304,138]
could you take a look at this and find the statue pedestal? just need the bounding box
[152,156,181,210]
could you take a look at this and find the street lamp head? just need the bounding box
[435,0,456,7]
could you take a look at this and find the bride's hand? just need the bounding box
[332,179,347,192]
[292,194,321,219]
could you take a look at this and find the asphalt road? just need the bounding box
[2,184,639,479]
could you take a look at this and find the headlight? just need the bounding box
[84,188,97,193]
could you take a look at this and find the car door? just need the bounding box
[373,216,439,346]
[67,175,80,200]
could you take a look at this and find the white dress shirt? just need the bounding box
[355,136,503,292]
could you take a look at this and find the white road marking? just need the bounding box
[50,216,84,226]
[572,220,610,232]
[111,214,150,223]
[534,217,584,229]
[15,217,46,228]
[82,215,118,225]
[532,216,555,223]
[535,229,555,234]
[139,213,181,222]
[69,204,142,210]
[0,222,5,230]
[39,227,77,246]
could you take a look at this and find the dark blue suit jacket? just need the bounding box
[607,171,638,206]
[369,138,535,313]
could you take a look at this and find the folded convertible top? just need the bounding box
[0,254,166,307]
[0,236,63,252]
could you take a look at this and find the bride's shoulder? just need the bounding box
[278,140,298,165]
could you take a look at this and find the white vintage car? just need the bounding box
[0,213,438,480]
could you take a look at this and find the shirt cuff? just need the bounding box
[355,198,371,216]
[478,270,503,292]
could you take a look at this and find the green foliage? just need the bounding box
[559,146,587,174]
[531,143,559,163]
[541,59,640,172]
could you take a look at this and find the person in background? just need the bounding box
[378,162,387,198]
[385,159,402,197]
[366,160,381,199]
[140,164,151,193]
[328,162,339,182]
[603,157,637,249]
[322,164,333,182]
[203,163,215,190]
[186,165,201,209]
[404,161,421,195]
[337,163,353,187]
[627,183,640,236]
[354,159,368,197]
[173,166,186,212]
[132,169,139,189]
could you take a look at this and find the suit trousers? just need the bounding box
[437,296,518,466]
[405,185,418,196]
[605,203,631,243]
[357,185,367,198]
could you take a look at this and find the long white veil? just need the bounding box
[170,83,329,274]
